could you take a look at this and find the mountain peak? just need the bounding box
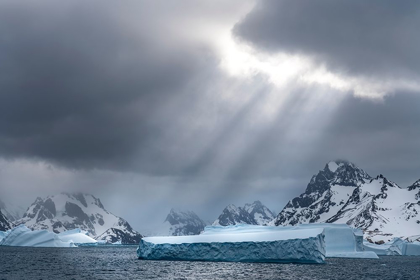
[274,161,372,226]
[325,160,350,173]
[17,193,142,244]
[0,209,12,231]
[164,208,206,236]
[214,201,275,226]
[408,179,420,190]
[372,174,400,189]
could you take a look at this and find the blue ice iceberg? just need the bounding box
[291,224,378,259]
[0,225,98,247]
[0,225,75,247]
[364,238,420,256]
[201,224,377,259]
[57,228,98,246]
[0,231,6,242]
[138,227,326,263]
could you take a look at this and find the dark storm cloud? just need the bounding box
[1,0,420,230]
[0,0,219,173]
[318,92,420,186]
[234,0,420,80]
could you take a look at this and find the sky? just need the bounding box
[0,0,419,233]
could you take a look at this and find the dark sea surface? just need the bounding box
[1,246,420,280]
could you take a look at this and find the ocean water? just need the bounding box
[1,246,420,280]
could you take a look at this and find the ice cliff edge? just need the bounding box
[137,227,326,264]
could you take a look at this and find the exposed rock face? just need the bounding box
[163,209,207,236]
[326,175,420,242]
[17,193,142,244]
[273,161,371,226]
[0,209,12,231]
[0,199,25,222]
[213,201,275,226]
[273,160,420,242]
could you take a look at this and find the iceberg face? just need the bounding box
[364,238,420,256]
[138,227,326,264]
[201,224,378,259]
[57,228,98,246]
[295,224,378,259]
[0,225,75,247]
[0,231,6,242]
[0,226,98,247]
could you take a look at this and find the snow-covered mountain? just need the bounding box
[0,209,12,231]
[213,201,275,226]
[17,193,142,244]
[273,160,420,242]
[327,175,420,242]
[273,161,371,226]
[0,199,25,222]
[163,208,207,236]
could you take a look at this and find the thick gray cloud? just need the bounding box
[0,0,222,173]
[0,0,419,231]
[234,0,420,80]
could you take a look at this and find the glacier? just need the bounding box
[0,225,98,247]
[137,227,326,264]
[364,238,420,256]
[202,224,378,259]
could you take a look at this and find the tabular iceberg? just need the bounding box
[364,238,420,256]
[290,224,378,259]
[138,227,326,264]
[200,224,378,259]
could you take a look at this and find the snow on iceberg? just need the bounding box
[137,227,326,264]
[291,224,378,259]
[364,238,420,256]
[0,225,75,247]
[0,226,98,247]
[0,231,6,242]
[57,228,98,246]
[201,224,378,259]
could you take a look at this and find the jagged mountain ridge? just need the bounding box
[0,200,25,222]
[17,193,142,244]
[273,160,420,242]
[273,161,371,226]
[0,209,12,231]
[213,200,275,226]
[164,208,207,236]
[327,175,420,242]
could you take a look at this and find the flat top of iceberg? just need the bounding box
[202,223,352,235]
[143,227,324,244]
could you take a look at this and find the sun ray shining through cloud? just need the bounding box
[0,0,420,238]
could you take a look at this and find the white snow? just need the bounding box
[330,177,420,242]
[57,228,98,246]
[318,185,354,222]
[138,226,326,263]
[18,193,137,242]
[328,161,340,172]
[0,225,75,247]
[0,225,99,247]
[202,224,377,259]
[364,238,420,256]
